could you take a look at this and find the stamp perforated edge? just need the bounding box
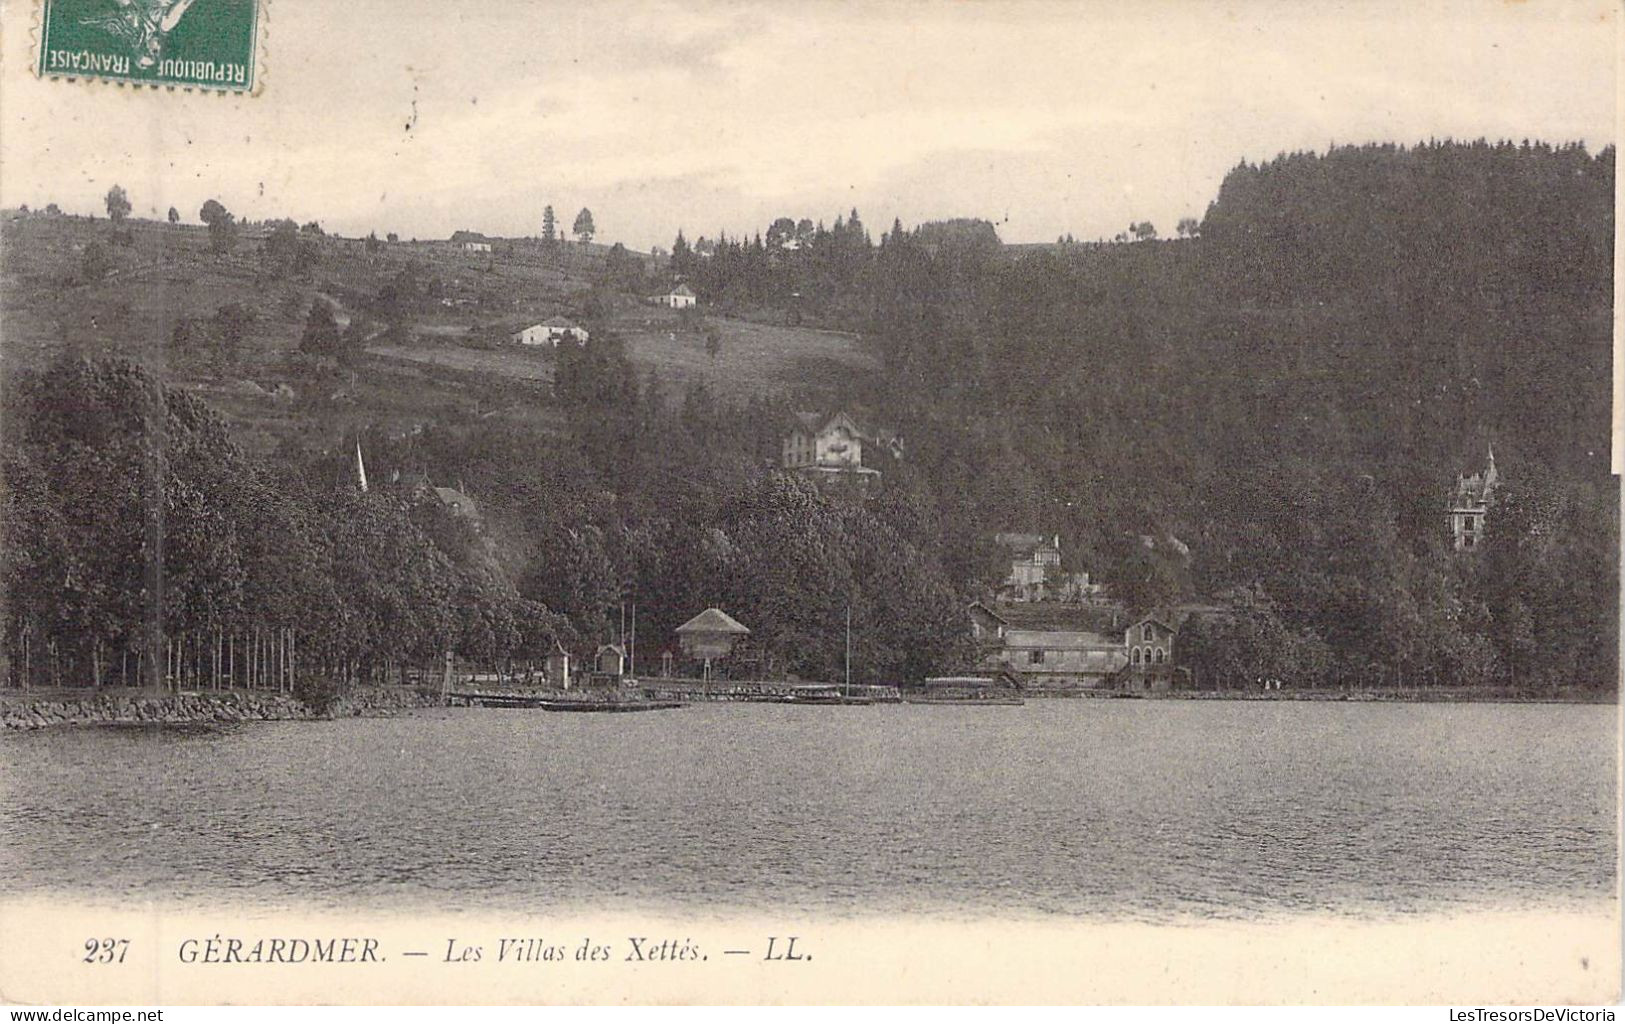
[30,0,269,97]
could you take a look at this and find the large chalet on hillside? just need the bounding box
[781,411,885,486]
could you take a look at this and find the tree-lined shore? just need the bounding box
[1,139,1615,699]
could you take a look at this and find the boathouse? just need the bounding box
[675,608,750,660]
[972,602,1184,692]
[675,608,749,683]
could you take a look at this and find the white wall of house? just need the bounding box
[516,324,587,346]
[814,420,862,467]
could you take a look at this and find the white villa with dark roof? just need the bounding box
[781,411,881,484]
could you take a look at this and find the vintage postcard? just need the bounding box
[0,0,1619,1009]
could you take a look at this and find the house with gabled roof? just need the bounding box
[594,643,627,678]
[515,315,589,347]
[432,485,479,521]
[972,603,1184,692]
[781,410,882,485]
[650,283,698,309]
[450,230,493,252]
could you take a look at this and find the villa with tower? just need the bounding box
[1448,446,1499,551]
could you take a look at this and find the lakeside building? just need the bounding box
[970,601,1182,692]
[594,644,627,679]
[675,607,750,684]
[546,640,571,690]
[1449,446,1499,551]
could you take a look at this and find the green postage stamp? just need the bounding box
[36,0,261,92]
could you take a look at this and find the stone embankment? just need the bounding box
[0,687,444,731]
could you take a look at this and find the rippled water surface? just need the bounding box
[0,701,1615,919]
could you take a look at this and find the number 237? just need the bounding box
[83,939,128,964]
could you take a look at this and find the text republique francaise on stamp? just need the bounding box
[36,0,260,92]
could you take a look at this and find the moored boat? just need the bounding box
[783,683,872,705]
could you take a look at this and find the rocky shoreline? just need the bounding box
[0,687,445,732]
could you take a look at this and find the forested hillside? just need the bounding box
[3,140,1615,692]
[662,140,1616,690]
[869,140,1616,690]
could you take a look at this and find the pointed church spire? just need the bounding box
[355,440,369,493]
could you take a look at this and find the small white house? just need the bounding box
[650,283,698,309]
[450,230,493,253]
[515,316,589,347]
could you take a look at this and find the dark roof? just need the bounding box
[670,283,696,297]
[450,230,491,243]
[995,532,1059,553]
[676,608,750,635]
[994,603,1119,633]
[968,600,1009,624]
[786,409,871,440]
[1132,613,1179,634]
[433,486,479,517]
[596,643,626,658]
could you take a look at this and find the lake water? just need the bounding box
[0,701,1616,921]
